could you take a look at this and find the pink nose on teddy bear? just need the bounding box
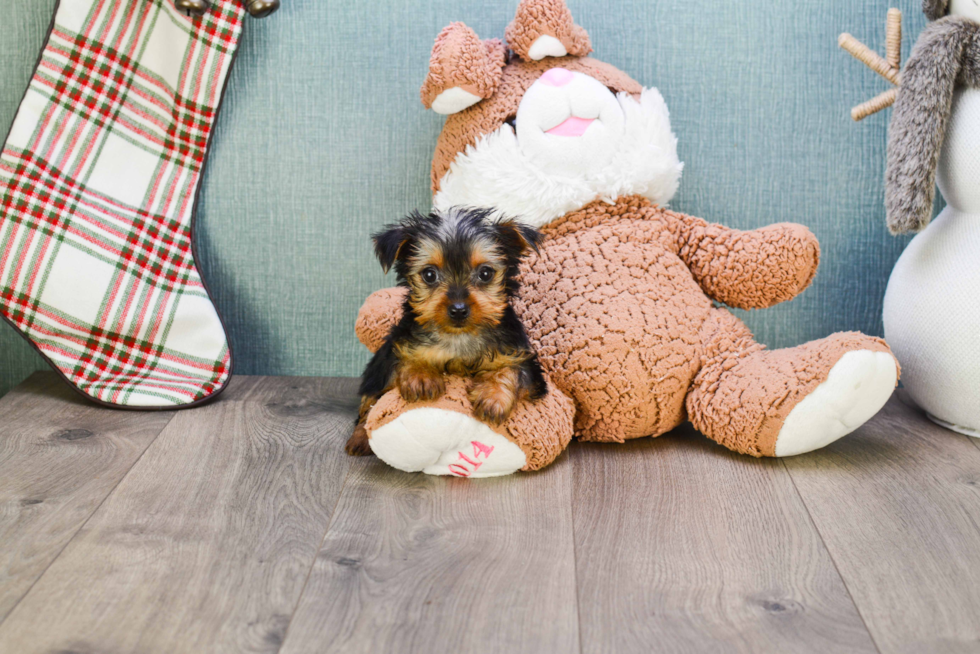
[540,67,574,86]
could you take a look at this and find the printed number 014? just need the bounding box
[448,440,495,477]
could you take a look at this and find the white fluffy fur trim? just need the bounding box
[433,87,683,228]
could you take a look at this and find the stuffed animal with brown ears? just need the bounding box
[355,0,900,478]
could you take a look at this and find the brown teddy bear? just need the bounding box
[355,0,899,478]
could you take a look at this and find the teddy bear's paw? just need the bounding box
[775,350,898,457]
[369,407,527,478]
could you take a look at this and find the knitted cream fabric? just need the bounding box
[884,88,980,433]
[884,207,980,433]
[936,88,980,214]
[884,89,980,432]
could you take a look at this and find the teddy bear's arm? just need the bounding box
[668,212,820,310]
[356,287,408,353]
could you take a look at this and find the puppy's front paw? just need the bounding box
[470,381,516,426]
[397,368,446,403]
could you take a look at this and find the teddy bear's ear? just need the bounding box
[505,0,592,61]
[420,23,506,115]
[922,0,949,20]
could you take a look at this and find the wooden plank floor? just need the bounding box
[1,373,979,653]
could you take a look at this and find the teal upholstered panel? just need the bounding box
[0,0,926,398]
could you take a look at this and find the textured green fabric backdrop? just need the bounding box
[0,0,926,398]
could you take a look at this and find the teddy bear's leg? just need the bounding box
[365,376,575,477]
[687,309,898,457]
[353,288,574,476]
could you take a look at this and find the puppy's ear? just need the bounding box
[495,220,542,256]
[372,225,411,274]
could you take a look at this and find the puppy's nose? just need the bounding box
[539,67,574,87]
[448,303,470,322]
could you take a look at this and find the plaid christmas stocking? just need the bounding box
[0,0,245,408]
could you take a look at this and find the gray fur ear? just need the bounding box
[885,18,978,233]
[924,0,949,20]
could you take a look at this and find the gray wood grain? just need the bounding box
[571,427,877,654]
[0,377,358,654]
[5,372,980,654]
[968,430,980,457]
[0,372,174,624]
[786,393,980,654]
[278,452,579,654]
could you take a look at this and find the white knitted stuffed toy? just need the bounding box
[845,0,980,436]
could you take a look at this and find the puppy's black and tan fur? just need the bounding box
[346,208,548,456]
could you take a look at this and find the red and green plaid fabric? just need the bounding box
[0,0,244,407]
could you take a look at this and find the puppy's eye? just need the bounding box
[477,266,495,283]
[421,267,439,285]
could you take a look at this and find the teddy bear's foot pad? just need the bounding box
[775,350,897,457]
[369,407,527,477]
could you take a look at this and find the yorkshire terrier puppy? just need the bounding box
[346,207,548,456]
